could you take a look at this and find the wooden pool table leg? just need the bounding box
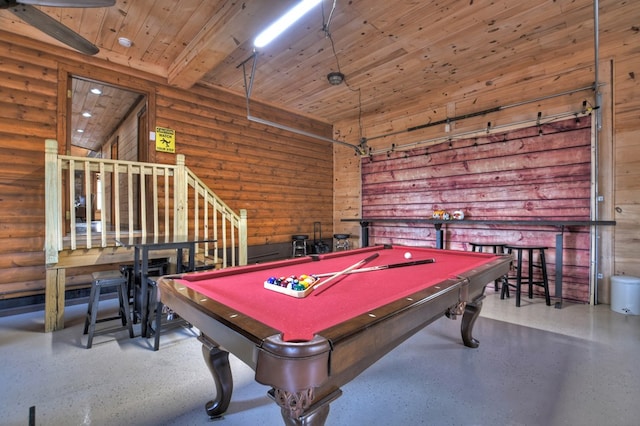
[460,298,483,349]
[271,387,341,426]
[200,335,233,419]
[281,404,329,426]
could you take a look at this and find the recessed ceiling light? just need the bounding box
[118,37,133,48]
[76,129,84,133]
[82,112,92,118]
[90,88,102,95]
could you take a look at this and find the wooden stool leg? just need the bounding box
[83,283,97,335]
[500,247,512,300]
[86,283,101,349]
[493,246,500,291]
[540,249,551,305]
[515,249,523,307]
[117,284,126,327]
[527,248,535,299]
[154,302,163,351]
[118,280,135,338]
[501,275,509,298]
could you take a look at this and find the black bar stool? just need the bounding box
[292,235,308,257]
[83,270,135,348]
[120,264,134,301]
[501,245,551,307]
[125,260,169,324]
[468,242,507,291]
[121,259,168,304]
[147,277,195,351]
[334,233,351,251]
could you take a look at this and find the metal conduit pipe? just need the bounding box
[240,51,363,154]
[592,0,602,304]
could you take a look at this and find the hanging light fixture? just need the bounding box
[324,2,345,87]
[327,71,344,85]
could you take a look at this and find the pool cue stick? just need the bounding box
[313,258,436,278]
[312,253,380,295]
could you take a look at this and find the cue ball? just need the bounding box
[404,251,412,259]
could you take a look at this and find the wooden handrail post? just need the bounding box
[174,154,188,240]
[43,143,246,331]
[44,139,61,264]
[44,139,64,332]
[239,209,248,265]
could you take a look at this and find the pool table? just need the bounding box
[158,245,511,425]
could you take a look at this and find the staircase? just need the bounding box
[43,139,248,331]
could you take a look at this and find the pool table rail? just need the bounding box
[320,256,510,388]
[158,279,273,368]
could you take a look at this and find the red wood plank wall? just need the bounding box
[361,116,593,302]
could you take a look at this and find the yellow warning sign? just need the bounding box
[155,127,175,153]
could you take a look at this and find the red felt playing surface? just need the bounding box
[176,246,497,342]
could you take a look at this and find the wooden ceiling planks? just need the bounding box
[71,78,141,152]
[141,1,205,65]
[122,0,175,63]
[80,7,111,49]
[168,1,299,89]
[1,0,629,143]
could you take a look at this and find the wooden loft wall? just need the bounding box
[333,9,639,305]
[0,34,333,302]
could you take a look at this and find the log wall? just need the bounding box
[0,33,333,301]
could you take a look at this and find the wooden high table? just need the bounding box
[115,236,216,337]
[343,218,616,308]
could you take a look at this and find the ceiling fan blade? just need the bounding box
[17,0,115,7]
[8,3,99,55]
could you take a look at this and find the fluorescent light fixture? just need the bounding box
[254,0,322,48]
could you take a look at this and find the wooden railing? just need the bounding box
[44,139,247,268]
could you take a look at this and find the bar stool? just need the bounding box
[292,235,309,257]
[119,264,136,305]
[124,260,169,324]
[468,242,507,291]
[334,233,351,251]
[120,260,168,303]
[147,277,195,351]
[83,270,135,349]
[469,242,506,254]
[501,245,551,307]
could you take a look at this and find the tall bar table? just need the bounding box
[116,236,216,337]
[343,218,615,308]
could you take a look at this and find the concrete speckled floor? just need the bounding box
[1,290,639,426]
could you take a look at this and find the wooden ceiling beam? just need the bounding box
[167,0,297,89]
